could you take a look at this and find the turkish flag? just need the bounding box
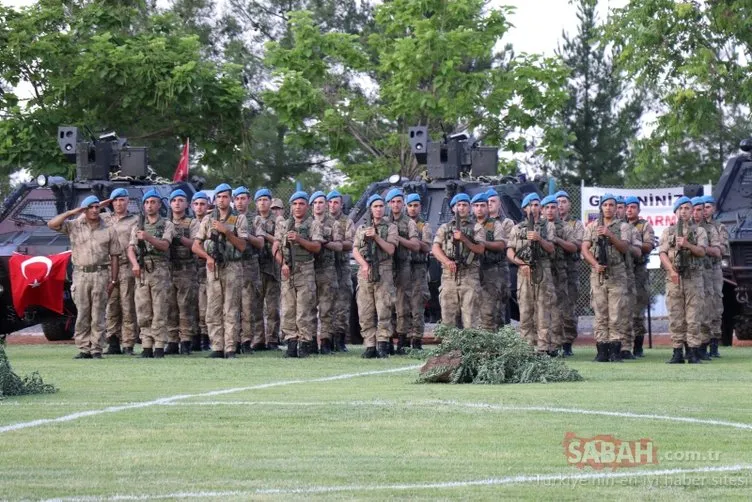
[9,251,72,316]
[172,138,190,182]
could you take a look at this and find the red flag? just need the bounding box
[172,138,190,182]
[9,251,72,316]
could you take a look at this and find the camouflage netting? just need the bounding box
[416,325,583,384]
[0,341,57,399]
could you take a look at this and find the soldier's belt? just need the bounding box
[171,261,196,272]
[75,264,109,273]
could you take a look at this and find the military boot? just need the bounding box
[388,338,395,355]
[337,333,348,352]
[562,342,573,357]
[165,342,179,355]
[201,334,211,351]
[666,347,685,364]
[376,341,390,358]
[548,349,560,358]
[285,340,299,358]
[698,343,711,361]
[620,347,636,360]
[395,335,408,355]
[310,335,319,355]
[154,347,165,358]
[207,350,224,359]
[411,338,423,350]
[319,338,333,355]
[224,351,237,359]
[241,341,253,354]
[180,341,192,355]
[361,346,377,359]
[74,352,93,359]
[709,338,722,358]
[190,335,202,352]
[141,348,154,358]
[298,340,312,358]
[687,346,701,364]
[104,336,122,355]
[610,342,623,362]
[633,335,645,357]
[123,346,135,356]
[684,342,691,361]
[594,343,609,362]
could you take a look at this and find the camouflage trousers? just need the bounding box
[666,271,703,348]
[479,264,503,331]
[711,263,723,340]
[72,268,109,355]
[562,259,580,343]
[196,261,207,337]
[206,260,242,353]
[590,265,628,344]
[134,262,171,349]
[332,264,352,340]
[499,263,511,325]
[632,265,649,339]
[439,267,480,329]
[408,262,430,339]
[105,261,137,348]
[622,265,636,347]
[251,271,281,346]
[240,257,261,345]
[549,266,568,348]
[700,266,715,344]
[517,265,557,352]
[392,260,412,336]
[356,262,395,347]
[280,261,317,342]
[315,265,339,341]
[167,263,197,343]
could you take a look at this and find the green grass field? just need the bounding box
[2,344,752,501]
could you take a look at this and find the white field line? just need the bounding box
[0,365,420,435]
[40,464,752,501]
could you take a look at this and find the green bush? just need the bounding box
[0,342,57,399]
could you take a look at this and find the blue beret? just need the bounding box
[214,183,232,195]
[109,188,129,200]
[385,188,404,203]
[289,191,309,204]
[191,191,209,202]
[326,190,342,201]
[615,195,625,204]
[600,193,616,206]
[485,188,499,198]
[470,192,488,204]
[169,189,188,201]
[80,195,100,208]
[541,195,557,207]
[232,186,250,198]
[521,193,540,209]
[405,193,421,205]
[554,190,569,200]
[703,195,716,205]
[254,188,272,201]
[673,196,691,212]
[625,196,640,206]
[691,196,705,207]
[309,190,326,204]
[367,194,384,207]
[450,193,471,208]
[142,189,161,204]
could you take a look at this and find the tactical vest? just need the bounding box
[390,212,412,262]
[283,217,315,266]
[591,220,625,265]
[237,212,257,260]
[410,218,428,264]
[666,223,700,270]
[170,215,194,262]
[357,221,391,264]
[513,219,550,264]
[480,217,504,267]
[333,213,350,268]
[564,215,582,262]
[314,215,336,269]
[699,220,714,268]
[142,217,167,258]
[203,210,243,262]
[551,219,568,273]
[443,217,477,266]
[631,218,649,265]
[256,213,276,264]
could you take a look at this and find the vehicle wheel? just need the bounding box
[42,319,75,341]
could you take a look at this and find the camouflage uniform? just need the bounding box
[314,213,342,345]
[699,220,721,347]
[549,218,576,350]
[332,213,355,346]
[630,218,655,345]
[408,217,432,342]
[562,216,585,344]
[354,221,399,347]
[620,221,640,352]
[238,211,262,350]
[103,212,138,350]
[195,210,248,354]
[478,217,506,331]
[61,217,122,356]
[167,214,199,348]
[434,217,486,329]
[508,219,557,352]
[276,216,323,344]
[659,222,708,350]
[195,215,209,347]
[389,212,419,340]
[253,212,282,347]
[497,217,515,324]
[712,220,730,343]
[130,217,176,350]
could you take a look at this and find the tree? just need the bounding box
[263,0,570,194]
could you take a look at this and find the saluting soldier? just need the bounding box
[704,195,727,357]
[555,190,585,356]
[48,195,121,359]
[487,188,515,326]
[191,191,211,351]
[252,188,282,351]
[405,193,432,350]
[625,196,655,357]
[473,192,507,332]
[693,196,720,361]
[328,190,355,352]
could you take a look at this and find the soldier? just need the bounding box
[166,189,200,355]
[615,195,643,360]
[352,194,398,358]
[191,191,211,351]
[507,193,557,355]
[48,195,121,359]
[405,193,432,349]
[252,188,281,351]
[433,193,486,329]
[310,190,343,354]
[625,196,655,357]
[581,193,631,362]
[328,190,355,352]
[233,186,265,353]
[704,195,727,357]
[555,190,585,356]
[385,188,420,353]
[272,191,323,358]
[487,188,515,326]
[271,198,285,220]
[693,196,721,361]
[127,190,175,358]
[473,192,507,332]
[191,183,249,359]
[102,188,138,355]
[659,196,708,364]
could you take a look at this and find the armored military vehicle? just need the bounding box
[0,127,203,341]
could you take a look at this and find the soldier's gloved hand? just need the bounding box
[207,256,216,273]
[132,264,141,279]
[281,264,290,280]
[445,260,457,274]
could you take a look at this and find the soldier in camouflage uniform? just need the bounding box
[233,186,265,354]
[191,191,211,351]
[352,194,398,358]
[472,192,507,332]
[555,190,585,356]
[127,190,176,358]
[385,188,420,354]
[405,193,432,350]
[328,190,355,352]
[625,196,655,357]
[192,183,249,359]
[272,191,323,358]
[581,193,632,362]
[507,193,557,354]
[704,195,727,357]
[659,196,708,364]
[310,191,343,354]
[101,188,138,355]
[487,188,515,326]
[433,193,486,330]
[271,198,285,220]
[252,188,281,350]
[48,195,121,359]
[616,196,643,360]
[166,189,200,355]
[693,196,721,361]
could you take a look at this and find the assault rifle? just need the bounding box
[595,207,609,283]
[209,207,225,278]
[365,210,380,282]
[285,215,295,280]
[675,217,691,278]
[136,211,147,285]
[454,206,462,283]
